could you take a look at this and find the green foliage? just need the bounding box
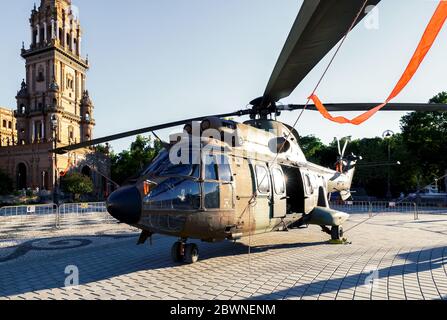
[61,172,94,200]
[111,135,163,185]
[298,135,325,163]
[0,169,13,195]
[400,111,447,186]
[94,144,110,154]
[429,91,447,104]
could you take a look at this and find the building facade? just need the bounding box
[0,107,17,147]
[0,0,110,199]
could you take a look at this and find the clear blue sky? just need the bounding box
[0,0,446,152]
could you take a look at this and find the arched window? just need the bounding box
[68,126,74,141]
[33,30,38,45]
[39,27,44,43]
[37,66,45,82]
[81,166,91,178]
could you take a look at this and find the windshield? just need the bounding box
[143,149,200,178]
[160,162,200,178]
[142,150,169,176]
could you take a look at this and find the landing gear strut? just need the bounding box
[171,240,199,264]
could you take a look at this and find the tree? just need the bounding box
[0,169,13,195]
[111,135,163,185]
[61,172,94,201]
[399,92,447,188]
[298,135,325,163]
[429,91,447,104]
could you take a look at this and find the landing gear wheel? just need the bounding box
[184,243,199,264]
[171,241,183,263]
[331,226,344,241]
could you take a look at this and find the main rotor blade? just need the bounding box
[262,0,381,106]
[51,110,248,154]
[281,103,447,112]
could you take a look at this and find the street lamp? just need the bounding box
[382,130,394,199]
[51,114,59,205]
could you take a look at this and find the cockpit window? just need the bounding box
[159,150,200,178]
[204,154,232,182]
[204,154,218,180]
[216,154,232,182]
[144,178,200,210]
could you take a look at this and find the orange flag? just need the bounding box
[310,1,447,125]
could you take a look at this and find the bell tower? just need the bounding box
[16,0,94,147]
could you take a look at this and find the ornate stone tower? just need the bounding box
[16,0,95,147]
[0,0,110,197]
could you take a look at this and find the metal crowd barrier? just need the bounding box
[0,202,114,231]
[0,203,59,231]
[57,202,115,228]
[330,200,447,220]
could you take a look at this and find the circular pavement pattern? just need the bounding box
[0,213,446,300]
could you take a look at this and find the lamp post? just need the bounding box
[382,130,394,199]
[51,114,59,205]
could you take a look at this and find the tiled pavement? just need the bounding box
[0,213,446,300]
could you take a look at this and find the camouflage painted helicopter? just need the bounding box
[54,0,447,263]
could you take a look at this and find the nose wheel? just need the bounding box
[331,226,344,241]
[171,240,199,264]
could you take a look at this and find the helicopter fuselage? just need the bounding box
[107,119,355,244]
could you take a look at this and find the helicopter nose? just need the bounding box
[107,185,142,224]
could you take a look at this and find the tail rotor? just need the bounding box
[335,136,351,172]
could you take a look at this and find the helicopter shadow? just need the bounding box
[199,238,329,261]
[0,231,327,298]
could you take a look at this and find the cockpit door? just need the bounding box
[203,153,234,211]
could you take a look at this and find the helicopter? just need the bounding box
[53,0,447,264]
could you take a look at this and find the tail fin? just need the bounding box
[330,137,362,201]
[339,154,362,200]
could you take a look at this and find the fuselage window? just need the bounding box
[305,174,314,195]
[272,168,286,195]
[256,165,270,194]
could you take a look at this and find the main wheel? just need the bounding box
[184,243,199,264]
[331,226,344,241]
[171,242,183,263]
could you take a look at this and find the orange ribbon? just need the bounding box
[59,158,72,177]
[309,1,447,125]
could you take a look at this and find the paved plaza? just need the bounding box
[0,212,446,300]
